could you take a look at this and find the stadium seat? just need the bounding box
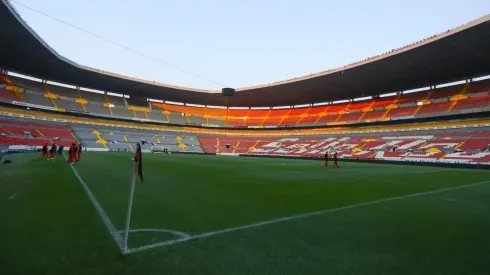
[416,102,452,115]
[441,152,490,163]
[451,95,490,111]
[429,84,465,99]
[338,111,363,123]
[0,87,19,101]
[385,106,418,118]
[456,139,490,150]
[361,109,386,121]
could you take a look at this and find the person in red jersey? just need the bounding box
[324,151,329,167]
[49,143,57,160]
[73,143,78,162]
[76,143,83,162]
[67,143,77,163]
[41,142,48,159]
[333,151,339,168]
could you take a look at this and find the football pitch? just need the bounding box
[1,152,490,275]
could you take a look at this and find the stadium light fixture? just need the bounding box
[313,102,329,106]
[332,99,349,104]
[206,105,227,109]
[473,75,490,82]
[106,92,124,98]
[148,99,164,103]
[47,80,76,89]
[165,101,184,106]
[293,104,310,108]
[437,80,466,88]
[353,96,372,101]
[403,86,430,94]
[380,92,398,98]
[229,107,249,110]
[186,103,205,107]
[7,71,42,82]
[80,87,105,94]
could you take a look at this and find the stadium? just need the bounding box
[1,0,490,274]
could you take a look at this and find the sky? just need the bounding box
[9,0,490,91]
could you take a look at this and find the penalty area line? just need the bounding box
[126,179,490,254]
[64,154,124,252]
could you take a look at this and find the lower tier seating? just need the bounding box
[2,116,490,164]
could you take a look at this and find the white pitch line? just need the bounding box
[126,180,490,254]
[116,228,190,238]
[64,154,124,252]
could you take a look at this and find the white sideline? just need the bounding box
[116,228,190,238]
[126,179,490,254]
[64,154,124,252]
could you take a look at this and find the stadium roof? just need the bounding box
[1,1,490,107]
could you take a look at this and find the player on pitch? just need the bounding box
[324,151,329,167]
[57,145,64,155]
[49,143,57,160]
[333,151,339,168]
[67,143,76,164]
[76,143,83,162]
[41,142,48,159]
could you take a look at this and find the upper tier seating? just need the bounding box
[111,107,134,118]
[429,84,465,99]
[3,75,490,127]
[385,106,418,118]
[417,102,452,115]
[361,109,386,121]
[452,95,490,111]
[85,104,111,115]
[23,90,54,107]
[338,111,363,122]
[0,87,19,101]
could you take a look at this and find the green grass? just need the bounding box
[1,152,490,275]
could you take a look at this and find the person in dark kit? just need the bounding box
[76,143,83,162]
[57,145,64,155]
[73,143,78,162]
[324,151,329,167]
[333,151,339,168]
[49,143,57,160]
[41,142,48,159]
[68,143,77,164]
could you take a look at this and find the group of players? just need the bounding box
[41,142,83,163]
[324,151,339,168]
[42,142,335,167]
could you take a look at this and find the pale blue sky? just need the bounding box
[11,0,490,90]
